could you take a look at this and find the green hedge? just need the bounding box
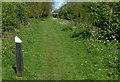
[55,2,120,43]
[2,2,53,32]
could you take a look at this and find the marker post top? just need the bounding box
[15,36,22,43]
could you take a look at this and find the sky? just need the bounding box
[53,0,67,11]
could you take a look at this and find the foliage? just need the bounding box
[15,3,28,25]
[2,2,21,31]
[57,3,93,23]
[2,2,53,32]
[71,28,92,40]
[55,2,120,43]
[26,2,52,18]
[91,2,120,43]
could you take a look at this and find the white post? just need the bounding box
[15,36,23,77]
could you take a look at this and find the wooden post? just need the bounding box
[15,36,23,77]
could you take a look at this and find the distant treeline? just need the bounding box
[53,2,120,43]
[2,2,53,32]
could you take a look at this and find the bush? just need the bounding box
[90,2,120,42]
[71,28,92,40]
[2,2,19,31]
[2,2,53,32]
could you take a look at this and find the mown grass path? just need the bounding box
[3,18,118,80]
[23,18,83,80]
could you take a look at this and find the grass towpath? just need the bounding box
[2,18,118,80]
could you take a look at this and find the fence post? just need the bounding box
[15,36,23,77]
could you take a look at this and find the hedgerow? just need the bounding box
[2,2,53,32]
[55,2,120,44]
